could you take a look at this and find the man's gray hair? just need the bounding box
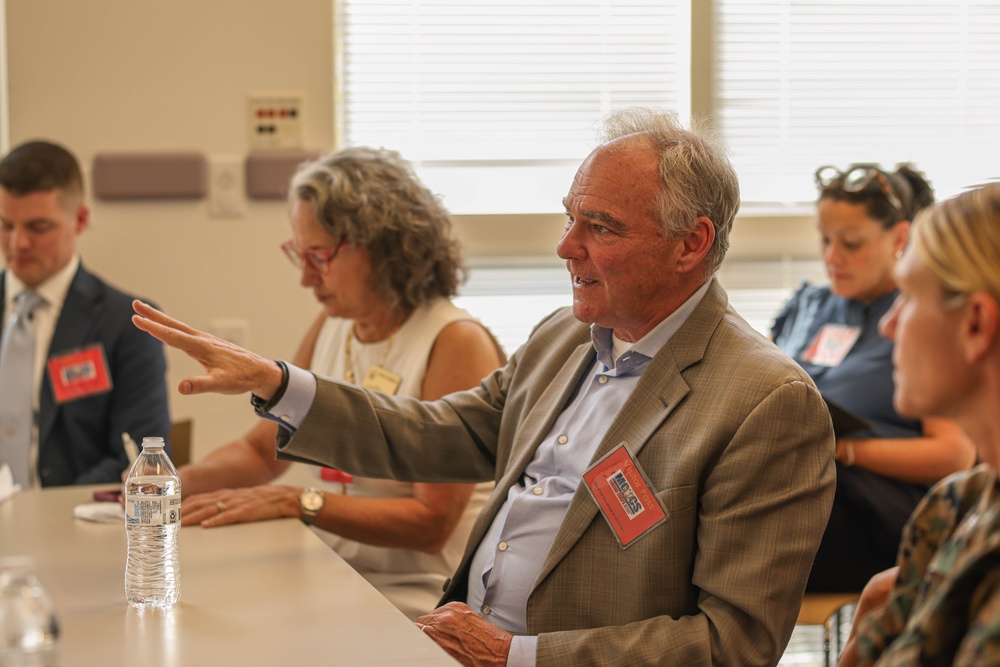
[601,108,740,275]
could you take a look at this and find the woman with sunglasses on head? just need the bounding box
[771,164,974,593]
[174,147,506,620]
[839,183,1000,666]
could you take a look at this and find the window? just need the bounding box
[717,0,1000,210]
[337,0,689,214]
[337,0,1000,215]
[456,259,826,356]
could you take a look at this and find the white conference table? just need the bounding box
[0,485,457,666]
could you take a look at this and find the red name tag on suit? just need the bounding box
[47,344,113,404]
[583,443,667,548]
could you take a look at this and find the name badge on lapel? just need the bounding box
[583,442,667,549]
[47,344,113,404]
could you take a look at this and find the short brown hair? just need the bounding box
[0,140,84,201]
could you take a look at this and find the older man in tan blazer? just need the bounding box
[134,109,835,666]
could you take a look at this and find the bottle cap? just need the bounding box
[140,436,166,448]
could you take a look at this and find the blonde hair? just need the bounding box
[913,183,1000,305]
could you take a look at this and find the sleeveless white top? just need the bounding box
[308,298,493,620]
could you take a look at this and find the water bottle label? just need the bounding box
[125,494,182,526]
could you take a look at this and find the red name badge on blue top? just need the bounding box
[583,442,667,548]
[47,344,113,404]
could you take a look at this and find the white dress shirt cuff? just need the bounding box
[264,364,317,431]
[506,635,537,667]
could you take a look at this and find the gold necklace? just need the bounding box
[343,328,395,384]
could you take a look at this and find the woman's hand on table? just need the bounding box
[182,486,301,527]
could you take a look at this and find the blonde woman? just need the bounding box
[840,183,1000,665]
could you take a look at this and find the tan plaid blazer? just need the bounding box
[279,279,836,666]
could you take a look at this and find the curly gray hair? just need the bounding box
[290,146,466,314]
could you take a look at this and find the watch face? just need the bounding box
[301,489,324,512]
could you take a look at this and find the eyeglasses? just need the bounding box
[814,165,904,221]
[280,240,344,275]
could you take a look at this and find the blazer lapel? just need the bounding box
[534,280,730,584]
[484,338,596,520]
[37,266,101,449]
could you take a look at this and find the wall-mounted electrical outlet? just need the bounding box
[208,157,245,218]
[248,93,303,150]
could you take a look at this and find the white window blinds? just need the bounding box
[337,0,690,214]
[716,1,1000,209]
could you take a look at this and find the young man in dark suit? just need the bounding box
[0,140,170,487]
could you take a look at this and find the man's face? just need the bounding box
[556,138,691,343]
[0,188,86,288]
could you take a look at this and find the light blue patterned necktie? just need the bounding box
[0,291,45,488]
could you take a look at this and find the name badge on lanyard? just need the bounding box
[801,324,862,367]
[361,365,402,394]
[583,443,667,549]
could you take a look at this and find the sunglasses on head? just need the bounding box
[814,165,904,221]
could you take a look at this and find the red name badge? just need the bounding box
[47,344,113,404]
[320,468,354,485]
[583,443,667,548]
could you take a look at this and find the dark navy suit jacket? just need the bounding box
[0,264,171,486]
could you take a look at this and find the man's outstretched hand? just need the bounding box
[132,300,283,400]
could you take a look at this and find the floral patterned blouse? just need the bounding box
[855,464,1000,665]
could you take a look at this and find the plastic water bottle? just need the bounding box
[0,555,60,666]
[124,436,181,609]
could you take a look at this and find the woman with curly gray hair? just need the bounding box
[175,146,505,620]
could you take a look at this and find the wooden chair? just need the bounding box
[797,592,860,666]
[169,419,193,467]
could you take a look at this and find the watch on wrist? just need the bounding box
[299,487,325,526]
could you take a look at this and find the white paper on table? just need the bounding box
[73,502,125,523]
[0,463,22,504]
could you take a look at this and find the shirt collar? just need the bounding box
[5,255,80,314]
[592,279,713,370]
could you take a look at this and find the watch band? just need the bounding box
[250,360,290,415]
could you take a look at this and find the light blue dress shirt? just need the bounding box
[269,281,710,667]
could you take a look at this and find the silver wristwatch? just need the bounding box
[299,487,325,526]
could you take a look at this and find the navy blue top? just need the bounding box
[771,284,921,440]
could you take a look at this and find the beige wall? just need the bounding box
[5,0,335,455]
[3,0,819,462]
